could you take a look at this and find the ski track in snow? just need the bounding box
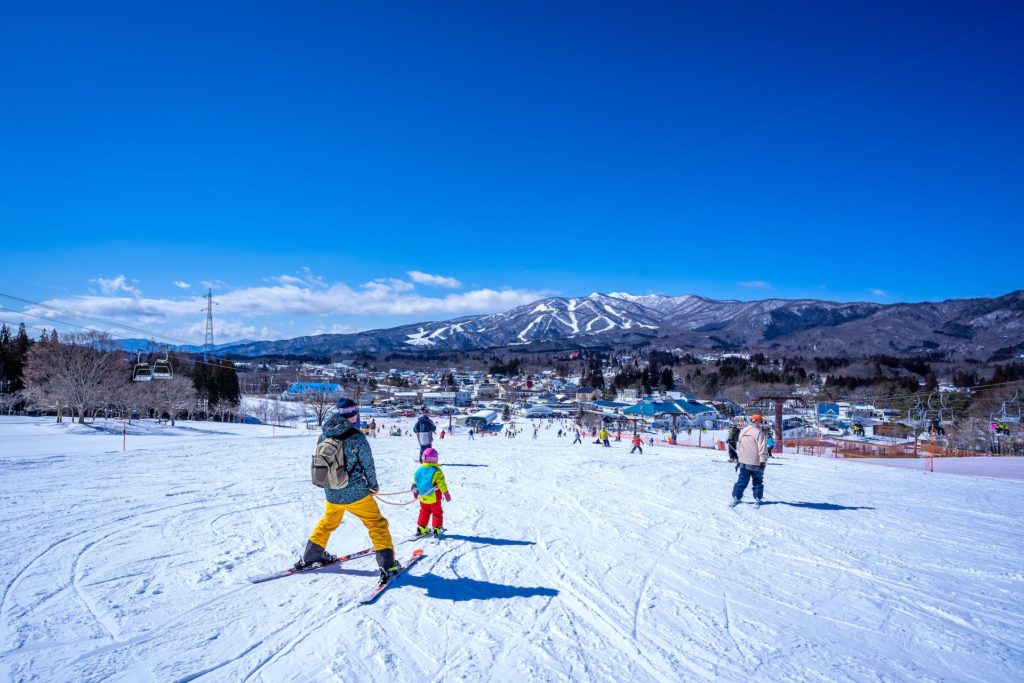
[1,415,1023,682]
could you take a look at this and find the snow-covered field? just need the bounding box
[1,415,1022,682]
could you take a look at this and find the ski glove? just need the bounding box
[734,462,740,472]
[410,485,419,499]
[443,492,451,502]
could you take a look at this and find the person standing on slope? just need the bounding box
[298,398,402,586]
[730,414,768,507]
[599,426,610,447]
[726,421,740,463]
[573,429,582,444]
[413,409,436,458]
[410,447,451,538]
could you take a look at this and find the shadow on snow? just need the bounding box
[403,573,558,602]
[760,501,875,511]
[442,534,534,546]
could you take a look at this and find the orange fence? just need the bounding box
[833,442,1010,459]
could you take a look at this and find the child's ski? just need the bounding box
[250,547,374,584]
[360,549,425,605]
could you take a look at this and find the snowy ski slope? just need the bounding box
[1,415,1022,682]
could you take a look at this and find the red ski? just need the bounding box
[250,547,374,584]
[360,549,425,605]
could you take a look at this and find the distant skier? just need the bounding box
[410,447,450,538]
[630,432,643,454]
[599,427,610,447]
[297,397,402,586]
[726,422,740,463]
[413,409,436,457]
[730,414,769,508]
[572,430,582,444]
[468,428,475,440]
[766,432,775,458]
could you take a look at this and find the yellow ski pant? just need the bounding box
[309,495,394,551]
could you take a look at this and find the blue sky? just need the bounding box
[1,1,1022,343]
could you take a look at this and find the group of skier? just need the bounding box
[295,400,777,588]
[296,403,452,587]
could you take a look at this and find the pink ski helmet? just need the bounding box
[421,447,439,463]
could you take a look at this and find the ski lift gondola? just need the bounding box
[132,351,153,382]
[152,348,173,380]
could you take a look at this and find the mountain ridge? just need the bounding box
[118,290,1024,361]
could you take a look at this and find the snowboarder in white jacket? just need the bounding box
[731,414,769,507]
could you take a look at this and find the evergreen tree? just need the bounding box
[0,324,33,393]
[0,324,11,392]
[658,367,674,392]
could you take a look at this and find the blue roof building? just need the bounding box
[817,403,841,419]
[286,382,344,396]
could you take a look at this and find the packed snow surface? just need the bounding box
[1,415,1023,682]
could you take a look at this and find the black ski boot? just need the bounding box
[294,541,337,570]
[375,548,402,586]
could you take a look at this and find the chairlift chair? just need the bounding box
[132,352,153,382]
[152,348,173,380]
[905,399,927,430]
[998,390,1021,424]
[936,392,955,426]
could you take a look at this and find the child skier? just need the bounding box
[410,447,450,538]
[630,432,643,454]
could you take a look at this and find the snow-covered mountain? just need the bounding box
[211,290,1024,360]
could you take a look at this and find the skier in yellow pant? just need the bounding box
[299,398,400,586]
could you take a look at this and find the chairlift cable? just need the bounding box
[0,297,240,369]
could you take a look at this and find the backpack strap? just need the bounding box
[333,427,366,479]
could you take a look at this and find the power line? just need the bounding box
[0,292,202,348]
[0,304,242,371]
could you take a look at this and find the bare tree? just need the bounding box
[249,399,269,424]
[207,398,223,423]
[269,400,297,427]
[153,375,198,426]
[23,331,125,423]
[0,390,23,415]
[303,389,337,427]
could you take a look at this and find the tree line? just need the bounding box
[0,325,239,424]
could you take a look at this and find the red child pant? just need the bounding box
[417,499,444,528]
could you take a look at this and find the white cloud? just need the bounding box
[177,318,280,341]
[869,288,889,297]
[173,281,191,289]
[200,280,227,291]
[38,271,549,335]
[408,271,462,289]
[739,280,770,289]
[91,275,140,297]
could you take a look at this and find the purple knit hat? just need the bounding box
[335,397,360,416]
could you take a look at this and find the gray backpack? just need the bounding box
[311,427,360,489]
